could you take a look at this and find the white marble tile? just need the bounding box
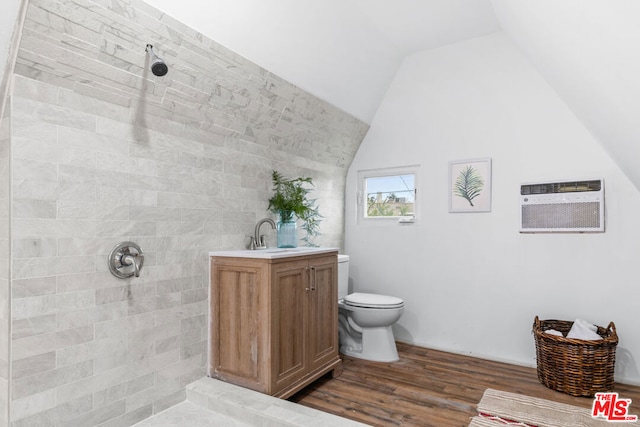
[11,276,57,299]
[11,314,57,339]
[11,394,93,426]
[58,87,131,123]
[11,294,57,320]
[67,399,127,427]
[58,188,100,209]
[58,126,130,154]
[12,325,94,360]
[13,96,96,132]
[93,372,155,408]
[12,158,57,182]
[10,388,57,420]
[57,271,123,292]
[11,75,58,104]
[23,138,98,168]
[11,351,55,379]
[97,404,153,427]
[12,199,57,219]
[56,289,96,312]
[12,255,95,279]
[12,359,93,399]
[55,341,95,368]
[12,218,97,238]
[180,378,371,427]
[56,366,141,406]
[94,220,157,238]
[134,401,253,427]
[12,237,58,258]
[12,180,60,202]
[125,378,182,414]
[57,201,129,221]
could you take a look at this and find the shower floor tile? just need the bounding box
[132,401,252,427]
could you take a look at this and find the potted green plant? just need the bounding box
[268,170,322,247]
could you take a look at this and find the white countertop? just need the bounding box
[209,247,339,259]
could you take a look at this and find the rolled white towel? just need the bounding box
[567,318,602,340]
[545,329,564,337]
[574,318,598,332]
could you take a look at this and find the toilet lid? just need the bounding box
[344,292,404,309]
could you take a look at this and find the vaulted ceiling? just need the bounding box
[141,0,502,123]
[1,0,639,187]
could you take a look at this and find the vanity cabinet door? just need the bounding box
[307,255,339,372]
[271,258,309,393]
[209,259,270,393]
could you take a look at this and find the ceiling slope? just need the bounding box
[142,0,500,123]
[491,0,640,190]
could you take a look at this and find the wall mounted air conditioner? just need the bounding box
[520,179,604,233]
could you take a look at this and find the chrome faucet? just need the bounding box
[253,218,276,249]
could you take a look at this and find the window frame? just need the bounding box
[356,165,419,224]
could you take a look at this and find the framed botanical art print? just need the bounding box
[449,158,492,213]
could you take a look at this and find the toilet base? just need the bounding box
[340,325,399,362]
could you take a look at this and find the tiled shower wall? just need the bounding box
[4,0,368,425]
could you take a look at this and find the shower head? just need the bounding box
[145,44,168,77]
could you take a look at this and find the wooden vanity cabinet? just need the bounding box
[209,252,341,398]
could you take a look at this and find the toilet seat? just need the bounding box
[343,292,404,309]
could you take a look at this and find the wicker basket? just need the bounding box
[532,316,618,397]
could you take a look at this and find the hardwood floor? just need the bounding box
[290,342,640,426]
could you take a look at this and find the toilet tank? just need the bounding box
[337,255,349,300]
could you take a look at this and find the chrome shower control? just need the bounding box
[108,241,144,279]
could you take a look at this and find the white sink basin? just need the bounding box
[210,247,339,259]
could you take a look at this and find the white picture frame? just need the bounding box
[449,158,492,213]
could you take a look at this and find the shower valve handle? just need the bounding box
[108,241,144,279]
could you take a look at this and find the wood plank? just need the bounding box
[290,342,640,426]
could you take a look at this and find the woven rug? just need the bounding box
[469,388,640,426]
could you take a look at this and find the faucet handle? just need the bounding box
[246,235,257,250]
[259,234,267,247]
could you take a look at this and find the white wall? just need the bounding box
[492,1,640,191]
[345,32,640,384]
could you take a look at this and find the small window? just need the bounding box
[357,166,418,222]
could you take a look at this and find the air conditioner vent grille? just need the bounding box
[521,202,601,230]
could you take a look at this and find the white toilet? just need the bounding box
[337,255,405,362]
